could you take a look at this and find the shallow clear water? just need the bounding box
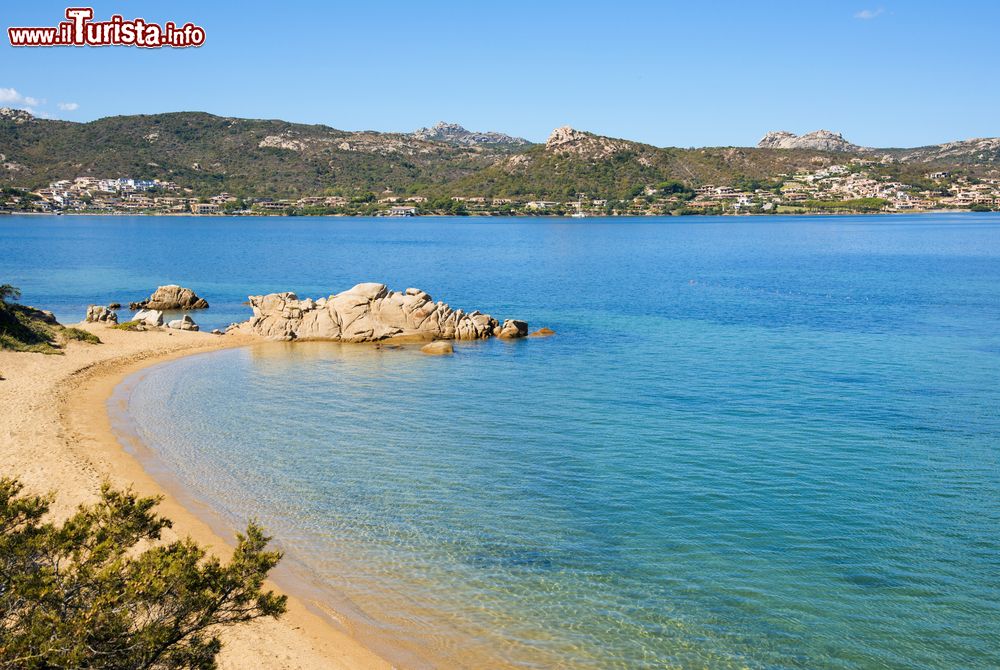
[5,215,1000,668]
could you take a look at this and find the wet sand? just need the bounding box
[0,323,392,669]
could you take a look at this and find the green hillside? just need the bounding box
[1,111,998,200]
[0,112,505,197]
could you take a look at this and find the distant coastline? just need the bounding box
[1,209,983,218]
[4,111,999,219]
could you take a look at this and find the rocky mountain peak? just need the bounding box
[411,121,529,147]
[758,129,864,152]
[545,126,638,160]
[0,107,35,124]
[428,121,465,134]
[757,130,796,147]
[546,126,591,148]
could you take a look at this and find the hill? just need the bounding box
[2,109,999,201]
[0,111,508,197]
[451,127,893,199]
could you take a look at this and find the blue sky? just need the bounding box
[1,0,997,147]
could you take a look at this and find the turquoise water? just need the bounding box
[5,215,1000,668]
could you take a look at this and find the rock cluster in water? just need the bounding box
[85,305,118,324]
[228,282,528,342]
[129,285,209,311]
[420,340,454,355]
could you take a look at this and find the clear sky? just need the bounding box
[1,0,997,148]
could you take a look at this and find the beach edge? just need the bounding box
[0,324,391,670]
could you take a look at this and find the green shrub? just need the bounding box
[62,327,102,344]
[112,320,143,331]
[0,478,287,669]
[0,284,21,304]
[0,300,62,354]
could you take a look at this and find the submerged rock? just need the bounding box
[496,319,529,339]
[529,327,556,337]
[229,283,524,343]
[421,341,454,355]
[85,305,118,324]
[130,285,208,311]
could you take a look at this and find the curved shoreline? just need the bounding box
[109,348,446,669]
[108,342,532,670]
[0,324,392,669]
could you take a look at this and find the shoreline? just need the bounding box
[2,209,983,218]
[0,324,392,669]
[109,346,460,670]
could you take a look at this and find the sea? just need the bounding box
[3,214,999,668]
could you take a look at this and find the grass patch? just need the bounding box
[0,334,61,354]
[62,326,102,344]
[0,302,63,354]
[111,320,143,331]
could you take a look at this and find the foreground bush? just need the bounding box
[0,478,287,669]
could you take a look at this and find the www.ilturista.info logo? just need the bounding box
[8,7,205,48]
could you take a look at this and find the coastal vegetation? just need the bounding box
[112,319,144,331]
[0,285,100,353]
[0,478,286,668]
[789,198,889,212]
[61,326,102,344]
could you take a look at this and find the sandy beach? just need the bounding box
[0,322,392,670]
